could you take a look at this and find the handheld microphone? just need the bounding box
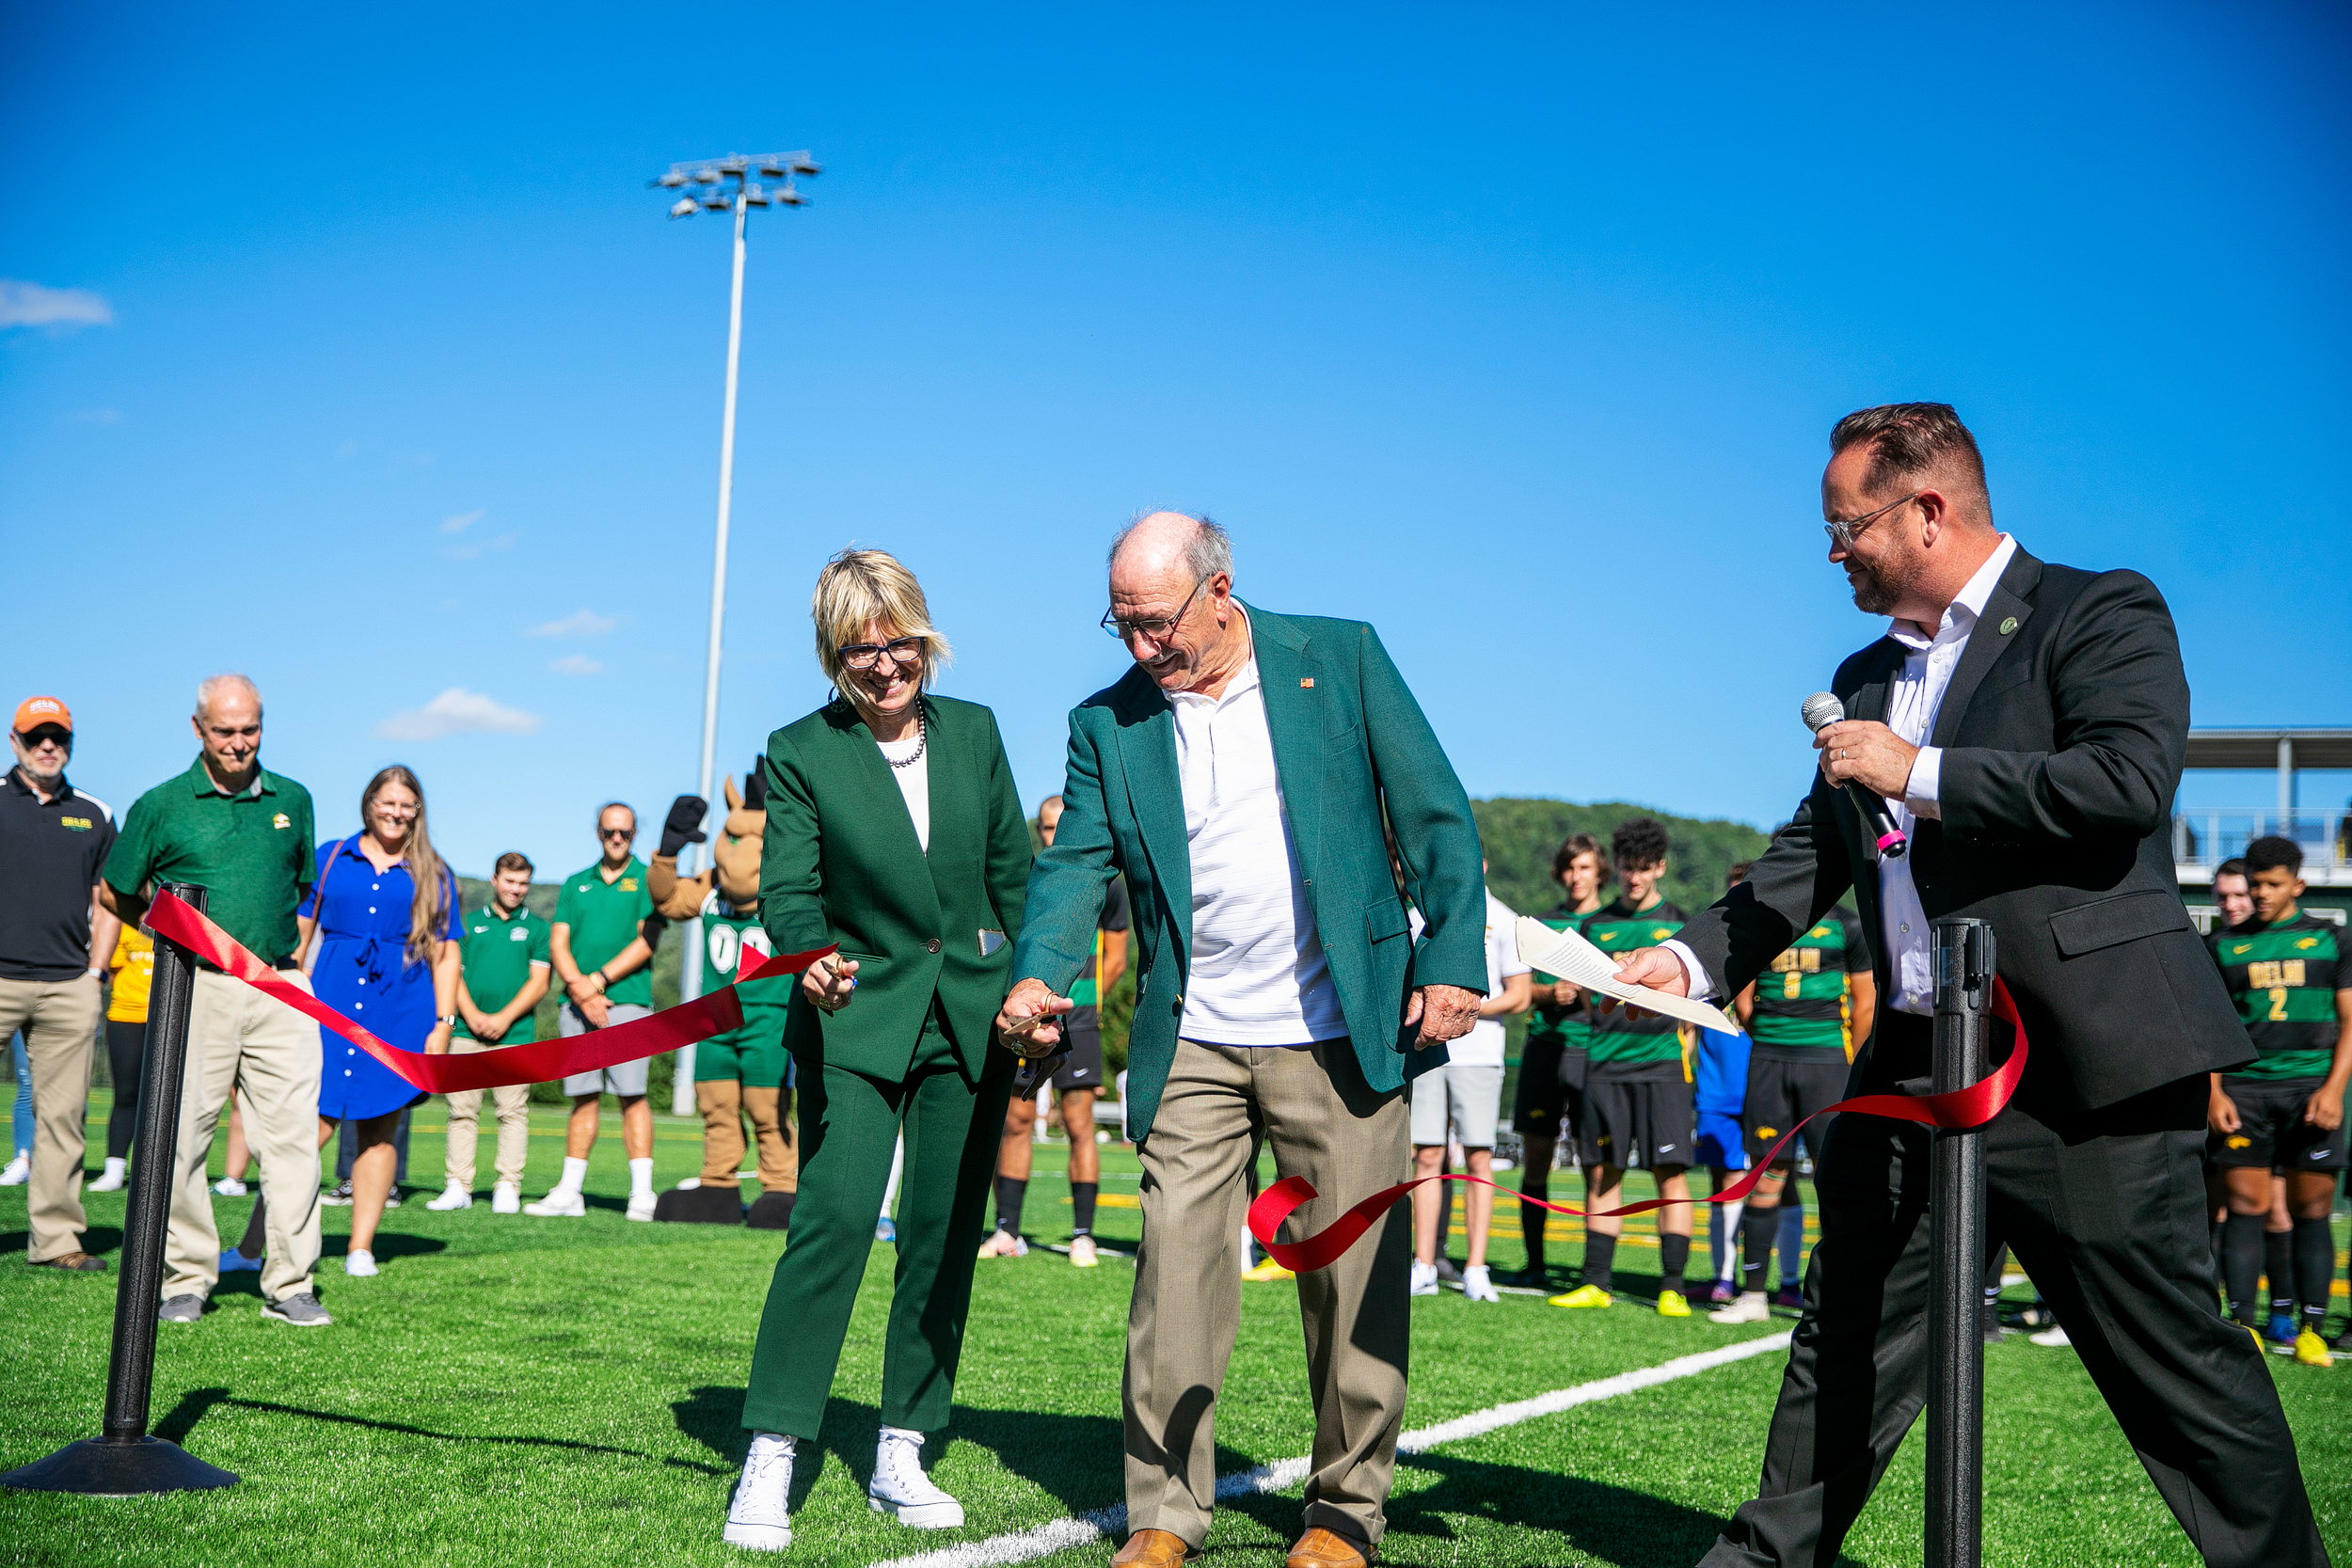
[1801,692,1908,859]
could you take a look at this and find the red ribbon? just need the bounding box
[1249,977,2028,1274]
[145,890,834,1095]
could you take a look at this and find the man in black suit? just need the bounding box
[1614,404,2325,1567]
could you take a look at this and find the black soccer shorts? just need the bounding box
[2208,1077,2348,1173]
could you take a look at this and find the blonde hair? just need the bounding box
[359,765,451,966]
[811,548,951,694]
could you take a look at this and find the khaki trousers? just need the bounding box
[442,1039,532,1189]
[1127,1037,1412,1550]
[165,971,322,1304]
[0,974,104,1262]
[697,1081,796,1190]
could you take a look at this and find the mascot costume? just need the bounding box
[647,768,798,1229]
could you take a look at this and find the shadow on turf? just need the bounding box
[1,1226,122,1258]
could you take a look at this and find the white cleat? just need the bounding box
[723,1430,795,1551]
[869,1426,963,1528]
[1462,1264,1501,1303]
[523,1188,586,1218]
[1409,1259,1440,1297]
[344,1248,378,1277]
[1069,1235,1099,1268]
[88,1159,128,1193]
[2029,1324,2073,1347]
[1708,1290,1773,1324]
[627,1191,657,1222]
[425,1182,473,1212]
[490,1181,521,1214]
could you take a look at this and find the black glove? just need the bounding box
[742,755,768,814]
[660,795,709,859]
[1012,1052,1069,1101]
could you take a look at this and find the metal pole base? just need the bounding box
[1,1436,240,1496]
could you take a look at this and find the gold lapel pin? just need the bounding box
[1299,677,1314,688]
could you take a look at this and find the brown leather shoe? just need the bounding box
[30,1251,108,1273]
[1286,1527,1374,1568]
[1112,1529,1199,1567]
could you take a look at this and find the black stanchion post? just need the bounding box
[2,884,238,1496]
[1925,915,1994,1568]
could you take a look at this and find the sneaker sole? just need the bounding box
[722,1522,792,1551]
[870,1497,964,1528]
[260,1308,332,1328]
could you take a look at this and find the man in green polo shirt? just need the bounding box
[526,802,662,1221]
[426,850,551,1216]
[102,673,330,1329]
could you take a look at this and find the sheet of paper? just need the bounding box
[1513,915,1739,1037]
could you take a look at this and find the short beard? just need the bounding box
[1848,555,1916,616]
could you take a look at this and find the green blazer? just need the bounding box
[1011,603,1486,1140]
[759,694,1033,1081]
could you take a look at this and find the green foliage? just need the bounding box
[1471,798,1772,920]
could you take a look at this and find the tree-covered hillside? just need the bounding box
[1472,798,1772,919]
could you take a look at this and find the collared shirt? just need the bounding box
[0,766,118,980]
[1170,648,1347,1046]
[554,856,656,1006]
[103,756,314,963]
[454,897,552,1041]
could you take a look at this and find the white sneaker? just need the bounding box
[344,1249,378,1277]
[89,1158,127,1193]
[1409,1259,1440,1297]
[1709,1290,1773,1324]
[723,1430,795,1551]
[868,1427,963,1528]
[0,1153,28,1186]
[2030,1323,2073,1347]
[211,1176,248,1197]
[524,1187,586,1217]
[1462,1264,1501,1303]
[425,1182,473,1212]
[491,1182,521,1214]
[1069,1235,1100,1268]
[627,1191,657,1222]
[676,1177,703,1190]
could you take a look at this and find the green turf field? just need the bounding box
[3,1093,2346,1566]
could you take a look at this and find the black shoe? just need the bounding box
[30,1250,108,1273]
[1494,1266,1550,1289]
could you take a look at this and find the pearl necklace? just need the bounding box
[882,709,926,770]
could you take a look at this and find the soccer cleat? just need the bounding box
[977,1229,1025,1259]
[626,1191,657,1223]
[88,1159,127,1193]
[1241,1256,1295,1282]
[1069,1234,1099,1268]
[262,1291,333,1327]
[158,1293,203,1323]
[0,1152,28,1186]
[2029,1324,2073,1348]
[217,1247,262,1273]
[343,1248,378,1277]
[868,1427,964,1528]
[1772,1286,1804,1310]
[2266,1315,2299,1354]
[491,1181,521,1214]
[1494,1265,1550,1290]
[524,1188,586,1217]
[425,1182,473,1212]
[211,1176,248,1197]
[1549,1284,1613,1309]
[1462,1264,1501,1303]
[320,1180,354,1207]
[1657,1289,1692,1318]
[1705,1280,1740,1306]
[875,1216,898,1243]
[1708,1291,1772,1324]
[1409,1259,1440,1297]
[724,1430,795,1551]
[2295,1328,2334,1368]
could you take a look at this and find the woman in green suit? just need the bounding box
[724,548,1039,1555]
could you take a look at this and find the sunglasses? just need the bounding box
[599,827,636,840]
[15,726,71,751]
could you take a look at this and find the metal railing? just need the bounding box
[2172,807,2351,872]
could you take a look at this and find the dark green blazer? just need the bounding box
[759,694,1033,1082]
[1010,604,1486,1140]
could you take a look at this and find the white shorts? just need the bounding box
[558,1002,654,1097]
[1410,1062,1504,1149]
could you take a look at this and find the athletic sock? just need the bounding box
[2294,1216,2334,1332]
[1659,1232,1690,1300]
[1519,1177,1548,1273]
[2265,1228,2296,1320]
[1582,1230,1617,1294]
[558,1156,589,1194]
[994,1175,1027,1236]
[238,1192,268,1258]
[2223,1212,2266,1326]
[1740,1205,1778,1291]
[1776,1196,1805,1290]
[1071,1181,1097,1239]
[2209,1220,2224,1275]
[628,1156,654,1197]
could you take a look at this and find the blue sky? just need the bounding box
[5,2,2348,877]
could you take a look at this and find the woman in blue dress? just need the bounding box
[296,765,461,1277]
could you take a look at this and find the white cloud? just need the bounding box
[548,655,603,675]
[532,609,618,638]
[0,280,113,330]
[376,689,543,741]
[439,508,485,534]
[442,531,517,562]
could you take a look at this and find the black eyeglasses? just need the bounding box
[1101,577,1208,644]
[599,827,636,840]
[1823,491,1920,552]
[836,636,926,672]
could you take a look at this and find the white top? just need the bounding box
[1171,649,1347,1046]
[876,726,930,855]
[1408,891,1526,1068]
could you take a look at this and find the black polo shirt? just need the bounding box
[0,766,119,981]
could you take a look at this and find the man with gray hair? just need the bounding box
[103,674,330,1327]
[1000,512,1486,1568]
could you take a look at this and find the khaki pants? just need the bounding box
[0,974,104,1263]
[165,970,322,1305]
[1127,1038,1412,1550]
[697,1081,796,1191]
[442,1039,532,1190]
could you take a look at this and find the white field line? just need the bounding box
[868,1331,1792,1568]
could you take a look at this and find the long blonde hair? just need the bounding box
[359,765,450,966]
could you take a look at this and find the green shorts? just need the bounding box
[695,997,790,1088]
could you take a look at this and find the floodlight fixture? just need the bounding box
[669,197,698,218]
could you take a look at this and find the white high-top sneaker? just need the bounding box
[724,1430,795,1551]
[425,1181,472,1211]
[867,1426,963,1528]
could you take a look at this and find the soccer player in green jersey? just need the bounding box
[1550,817,1697,1318]
[1501,832,1609,1287]
[2207,837,2352,1368]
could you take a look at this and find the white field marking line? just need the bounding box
[866,1331,1793,1568]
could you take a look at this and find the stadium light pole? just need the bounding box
[653,150,818,1114]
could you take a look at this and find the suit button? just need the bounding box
[926,938,942,954]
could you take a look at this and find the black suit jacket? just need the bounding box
[1677,545,2248,1111]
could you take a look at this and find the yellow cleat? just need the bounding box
[2249,1326,2267,1354]
[1549,1284,1613,1309]
[1242,1256,1295,1282]
[2296,1328,2334,1368]
[1657,1289,1692,1318]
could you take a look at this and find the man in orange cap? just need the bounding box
[0,695,122,1272]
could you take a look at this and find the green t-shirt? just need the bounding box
[103,757,315,962]
[2213,911,2345,1082]
[453,900,551,1042]
[1749,908,1871,1055]
[554,857,656,1007]
[1581,895,1689,1071]
[1524,901,1597,1054]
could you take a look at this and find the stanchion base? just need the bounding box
[1,1436,240,1496]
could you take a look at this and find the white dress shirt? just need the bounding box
[1170,648,1348,1047]
[1669,533,2018,1018]
[1407,891,1527,1068]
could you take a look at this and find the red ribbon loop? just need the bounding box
[145,890,835,1095]
[1249,978,2028,1274]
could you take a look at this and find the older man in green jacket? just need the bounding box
[1000,512,1486,1568]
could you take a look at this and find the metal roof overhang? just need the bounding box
[2184,729,2352,770]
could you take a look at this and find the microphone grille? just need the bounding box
[1801,691,1845,733]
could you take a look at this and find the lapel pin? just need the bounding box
[1998,616,2018,635]
[1299,677,1314,688]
